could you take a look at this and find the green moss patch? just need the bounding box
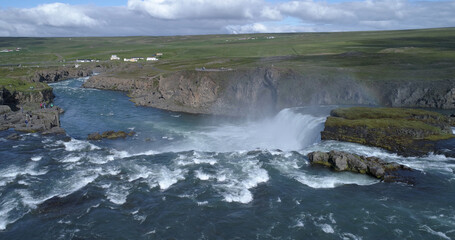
[322,107,454,156]
[0,78,51,93]
[331,107,445,120]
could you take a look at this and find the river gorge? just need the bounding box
[0,77,454,239]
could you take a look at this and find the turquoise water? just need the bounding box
[0,77,454,239]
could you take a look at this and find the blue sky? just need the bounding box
[0,0,454,36]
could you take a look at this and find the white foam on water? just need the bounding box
[17,180,29,186]
[419,225,451,240]
[19,171,99,209]
[127,164,152,182]
[0,199,20,230]
[175,152,218,166]
[106,185,130,205]
[217,158,269,204]
[17,190,58,209]
[60,154,82,163]
[221,185,254,204]
[31,156,43,162]
[0,164,48,186]
[317,223,335,234]
[107,149,160,161]
[216,174,227,182]
[193,158,217,165]
[157,167,186,190]
[126,164,186,190]
[294,173,378,189]
[197,201,208,206]
[100,166,121,177]
[195,170,213,181]
[293,220,304,228]
[64,139,100,152]
[340,233,363,240]
[374,152,455,174]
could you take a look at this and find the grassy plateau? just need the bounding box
[1,27,455,85]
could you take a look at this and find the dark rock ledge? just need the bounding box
[0,105,65,135]
[308,150,415,184]
[87,131,135,140]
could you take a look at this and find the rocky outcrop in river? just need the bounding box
[321,107,454,157]
[87,130,135,140]
[308,150,415,183]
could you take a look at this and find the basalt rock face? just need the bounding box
[321,107,455,157]
[14,88,54,105]
[30,68,92,83]
[0,87,54,109]
[84,68,281,116]
[379,80,455,109]
[307,151,415,183]
[82,67,455,117]
[83,67,376,117]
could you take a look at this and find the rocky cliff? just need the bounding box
[83,67,380,116]
[84,67,455,116]
[1,87,54,109]
[30,67,92,83]
[83,67,455,117]
[376,80,455,109]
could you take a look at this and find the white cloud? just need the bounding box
[0,0,454,36]
[0,3,101,36]
[277,0,455,30]
[279,1,355,22]
[21,3,99,27]
[260,6,283,20]
[226,22,315,34]
[127,0,264,20]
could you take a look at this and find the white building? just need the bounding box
[111,55,120,60]
[147,57,158,61]
[124,58,138,62]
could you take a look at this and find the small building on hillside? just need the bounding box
[111,55,120,60]
[156,53,163,56]
[124,58,138,62]
[147,57,158,61]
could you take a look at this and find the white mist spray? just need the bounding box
[168,108,327,152]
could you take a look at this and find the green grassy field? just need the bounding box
[1,27,455,83]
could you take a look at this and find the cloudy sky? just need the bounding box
[0,0,454,36]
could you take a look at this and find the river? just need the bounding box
[0,77,454,239]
